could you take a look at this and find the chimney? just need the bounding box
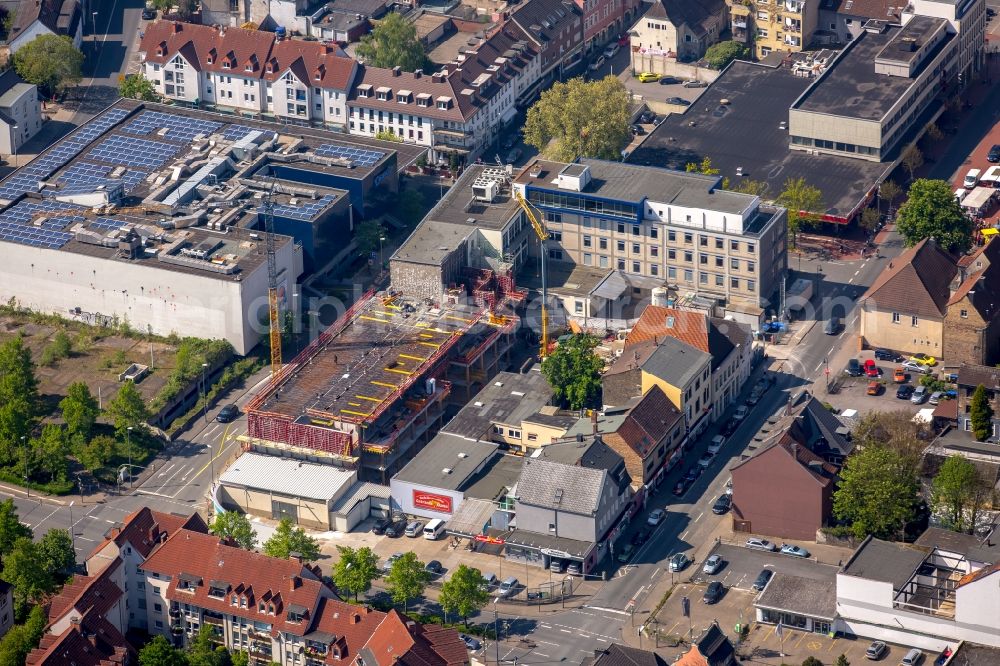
[591,410,598,436]
[289,575,301,590]
[392,66,401,76]
[576,433,584,442]
[173,22,183,33]
[414,69,422,78]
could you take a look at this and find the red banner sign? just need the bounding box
[474,534,505,545]
[413,490,453,514]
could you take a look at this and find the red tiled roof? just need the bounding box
[308,597,386,663]
[88,507,206,560]
[141,529,330,636]
[27,608,131,666]
[48,558,124,626]
[360,610,468,666]
[860,238,957,319]
[614,385,682,457]
[626,306,709,352]
[957,561,1000,587]
[264,39,357,88]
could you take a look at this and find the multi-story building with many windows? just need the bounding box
[728,0,820,58]
[513,158,787,308]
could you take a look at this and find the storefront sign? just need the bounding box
[474,534,505,545]
[412,490,453,514]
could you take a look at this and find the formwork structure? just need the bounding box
[243,288,517,482]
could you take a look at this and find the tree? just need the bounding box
[385,551,431,612]
[119,72,159,102]
[209,511,258,551]
[895,179,972,254]
[925,122,944,142]
[901,145,924,182]
[374,130,404,142]
[139,635,188,666]
[60,382,100,442]
[0,336,39,466]
[438,564,488,625]
[38,527,75,577]
[355,220,387,259]
[332,545,379,601]
[704,40,748,70]
[33,424,69,481]
[859,207,880,236]
[732,179,770,197]
[76,434,115,472]
[833,446,919,540]
[0,605,46,666]
[12,34,83,96]
[397,189,426,226]
[540,334,603,410]
[776,177,824,248]
[2,537,54,616]
[878,179,901,210]
[835,655,850,666]
[105,381,150,437]
[932,455,980,532]
[802,658,824,666]
[0,499,31,566]
[524,76,631,162]
[851,410,928,475]
[355,13,425,71]
[685,156,720,175]
[262,518,320,561]
[970,384,994,442]
[231,653,250,666]
[187,628,228,666]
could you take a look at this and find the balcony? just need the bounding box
[432,126,471,138]
[784,19,801,32]
[733,18,748,28]
[733,27,750,42]
[784,35,801,46]
[203,615,224,627]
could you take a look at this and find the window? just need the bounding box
[668,230,676,242]
[731,277,740,289]
[668,267,677,279]
[668,249,676,259]
[684,233,693,244]
[617,241,625,252]
[683,269,693,281]
[153,586,161,595]
[599,238,608,250]
[600,255,608,268]
[617,223,625,233]
[632,225,640,235]
[545,212,561,223]
[960,309,969,318]
[700,272,708,284]
[700,236,708,247]
[684,251,693,262]
[550,231,562,241]
[155,620,163,629]
[731,240,739,251]
[632,261,641,273]
[747,261,755,273]
[747,243,755,253]
[548,249,563,260]
[731,258,740,270]
[651,246,658,257]
[584,253,592,265]
[747,280,756,292]
[650,227,658,239]
[911,316,919,327]
[715,256,723,268]
[632,243,640,254]
[715,274,724,286]
[583,235,592,247]
[154,603,163,613]
[700,254,708,265]
[715,237,723,249]
[651,264,658,276]
[892,312,900,323]
[574,301,584,314]
[617,259,626,270]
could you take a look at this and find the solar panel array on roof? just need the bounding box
[314,144,385,167]
[260,194,337,221]
[221,124,260,141]
[87,217,129,231]
[122,111,223,143]
[89,136,183,169]
[0,222,73,248]
[52,161,148,198]
[0,198,85,249]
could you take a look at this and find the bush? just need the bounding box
[148,338,234,414]
[0,466,75,495]
[39,330,72,367]
[164,356,260,437]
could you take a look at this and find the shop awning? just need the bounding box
[446,498,496,537]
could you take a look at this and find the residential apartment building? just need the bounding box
[0,580,11,639]
[508,0,585,100]
[577,0,643,55]
[818,0,902,45]
[139,22,358,130]
[943,239,1000,367]
[728,0,820,57]
[955,363,1000,441]
[0,70,43,156]
[789,0,986,162]
[347,26,540,165]
[513,158,788,308]
[5,0,83,53]
[630,0,728,70]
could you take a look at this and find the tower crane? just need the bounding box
[511,187,549,359]
[262,180,282,376]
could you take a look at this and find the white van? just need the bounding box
[423,518,446,540]
[955,187,968,204]
[964,168,981,189]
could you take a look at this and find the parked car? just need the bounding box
[901,648,923,665]
[504,148,522,164]
[371,517,393,535]
[867,381,883,396]
[780,544,811,558]
[566,561,582,575]
[864,359,880,377]
[588,56,605,71]
[845,358,863,376]
[616,543,635,563]
[631,527,652,546]
[425,560,443,575]
[909,353,937,366]
[893,367,907,383]
[629,124,645,135]
[603,43,620,58]
[647,508,666,526]
[929,391,944,405]
[722,417,740,436]
[989,144,1000,163]
[712,494,732,515]
[617,33,630,46]
[896,384,915,400]
[216,404,240,422]
[669,552,691,572]
[702,581,724,604]
[702,554,724,574]
[902,360,933,375]
[684,466,701,482]
[549,559,566,573]
[382,553,403,573]
[745,537,777,552]
[481,572,498,589]
[502,135,517,150]
[751,568,773,591]
[733,405,749,421]
[639,111,657,124]
[404,520,424,537]
[911,385,929,404]
[666,97,691,106]
[824,316,841,335]
[746,387,763,406]
[673,479,689,496]
[697,452,716,468]
[637,72,660,82]
[384,518,407,538]
[874,348,902,362]
[707,435,725,454]
[658,76,682,85]
[683,80,707,88]
[865,641,888,660]
[460,634,483,651]
[498,576,519,597]
[141,7,157,19]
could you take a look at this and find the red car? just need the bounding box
[864,359,880,378]
[617,33,630,46]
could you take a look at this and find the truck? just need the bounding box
[786,277,814,316]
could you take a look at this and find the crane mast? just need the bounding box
[511,188,549,358]
[262,182,282,376]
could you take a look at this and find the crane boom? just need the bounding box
[512,188,549,358]
[262,182,282,376]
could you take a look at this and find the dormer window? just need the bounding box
[357,84,372,98]
[436,96,452,110]
[207,581,229,599]
[268,604,275,614]
[376,86,390,101]
[245,63,253,72]
[416,93,431,107]
[231,594,239,605]
[397,90,412,103]
[223,60,231,69]
[258,602,266,612]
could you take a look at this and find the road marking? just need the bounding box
[534,640,558,646]
[848,276,855,283]
[559,629,572,633]
[76,536,95,542]
[680,529,689,540]
[27,506,61,529]
[583,605,629,616]
[814,361,823,371]
[539,624,552,629]
[693,511,704,523]
[535,652,550,658]
[854,269,861,276]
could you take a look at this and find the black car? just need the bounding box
[216,403,240,423]
[371,517,393,535]
[751,569,773,591]
[658,76,682,85]
[845,358,863,376]
[702,581,725,604]
[639,111,656,124]
[721,417,740,437]
[425,560,443,575]
[672,479,689,496]
[384,518,408,538]
[874,348,902,362]
[666,97,691,106]
[141,7,157,19]
[712,494,732,515]
[989,144,1000,163]
[630,124,645,135]
[684,466,701,482]
[896,384,915,400]
[631,527,652,546]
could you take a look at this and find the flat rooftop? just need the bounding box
[442,369,553,438]
[628,61,895,222]
[249,293,483,428]
[515,158,754,215]
[220,451,356,502]
[755,573,837,620]
[794,17,952,120]
[393,433,498,490]
[841,536,930,589]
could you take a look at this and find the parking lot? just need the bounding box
[687,544,840,591]
[825,349,954,416]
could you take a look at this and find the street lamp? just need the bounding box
[20,435,28,498]
[201,362,209,423]
[68,501,77,560]
[92,11,98,38]
[378,236,386,269]
[126,426,133,489]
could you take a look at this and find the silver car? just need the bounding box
[702,554,724,574]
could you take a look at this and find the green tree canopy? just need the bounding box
[0,499,31,566]
[33,423,69,482]
[105,381,150,437]
[262,518,320,561]
[540,334,603,410]
[119,72,159,102]
[355,13,426,71]
[186,628,229,666]
[12,34,83,96]
[969,384,994,442]
[385,551,431,612]
[932,455,981,532]
[60,381,100,441]
[209,511,258,551]
[704,41,749,69]
[776,177,825,248]
[39,527,75,577]
[438,564,489,625]
[332,545,379,601]
[2,537,54,616]
[355,220,387,258]
[685,156,720,175]
[895,179,972,254]
[731,179,770,197]
[524,76,631,162]
[139,635,188,666]
[833,445,919,540]
[0,604,46,666]
[0,335,39,466]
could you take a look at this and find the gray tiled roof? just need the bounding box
[517,456,606,515]
[640,336,711,388]
[841,536,929,590]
